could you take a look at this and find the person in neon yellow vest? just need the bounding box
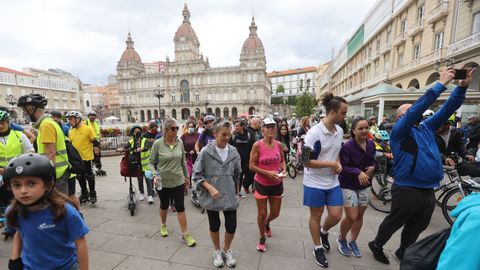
[17,94,77,206]
[85,111,106,176]
[0,109,35,234]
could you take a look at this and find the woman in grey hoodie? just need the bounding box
[192,120,242,268]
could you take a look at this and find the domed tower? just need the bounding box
[116,32,145,77]
[240,17,266,68]
[174,4,201,62]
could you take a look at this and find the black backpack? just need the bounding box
[63,138,85,175]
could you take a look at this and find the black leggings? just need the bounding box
[206,210,237,234]
[157,184,185,212]
[77,160,95,194]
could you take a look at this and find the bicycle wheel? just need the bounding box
[441,186,480,225]
[128,202,135,216]
[287,163,297,179]
[369,174,392,213]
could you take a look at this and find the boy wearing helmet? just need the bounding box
[17,94,71,196]
[5,153,89,270]
[67,111,99,204]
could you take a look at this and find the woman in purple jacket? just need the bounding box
[337,116,376,258]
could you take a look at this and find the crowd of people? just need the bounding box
[0,67,479,269]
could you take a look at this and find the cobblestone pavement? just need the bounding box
[0,155,449,269]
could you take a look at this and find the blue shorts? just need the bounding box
[303,185,344,207]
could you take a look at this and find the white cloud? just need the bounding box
[0,0,377,83]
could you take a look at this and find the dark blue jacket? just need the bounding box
[390,82,466,188]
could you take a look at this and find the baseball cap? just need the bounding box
[262,117,276,126]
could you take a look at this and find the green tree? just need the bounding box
[295,91,316,116]
[287,96,297,105]
[271,97,283,104]
[276,84,285,94]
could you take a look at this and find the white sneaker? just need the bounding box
[212,250,224,268]
[223,249,236,267]
[148,195,154,204]
[139,193,145,201]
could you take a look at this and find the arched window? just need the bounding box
[215,108,221,118]
[223,107,229,118]
[232,107,238,118]
[408,79,420,89]
[172,109,177,119]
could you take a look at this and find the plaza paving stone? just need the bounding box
[1,155,449,269]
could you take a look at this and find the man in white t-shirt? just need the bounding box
[303,93,348,268]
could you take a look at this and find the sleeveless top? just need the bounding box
[254,140,282,186]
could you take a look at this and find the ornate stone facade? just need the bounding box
[117,4,271,123]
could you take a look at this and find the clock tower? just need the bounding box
[174,4,200,62]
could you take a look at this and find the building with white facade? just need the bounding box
[318,0,480,119]
[116,4,271,123]
[268,66,317,97]
[0,66,82,120]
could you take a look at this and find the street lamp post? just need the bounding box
[5,94,17,121]
[204,100,209,115]
[154,87,165,121]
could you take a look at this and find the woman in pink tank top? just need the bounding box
[249,118,286,252]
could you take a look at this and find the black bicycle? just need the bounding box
[441,165,480,225]
[369,156,393,213]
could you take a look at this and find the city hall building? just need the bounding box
[116,4,271,123]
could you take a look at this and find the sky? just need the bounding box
[0,0,377,84]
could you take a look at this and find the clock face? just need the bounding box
[180,79,189,91]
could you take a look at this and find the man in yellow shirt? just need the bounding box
[17,94,73,197]
[67,111,99,204]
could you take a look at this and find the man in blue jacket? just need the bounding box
[368,67,476,264]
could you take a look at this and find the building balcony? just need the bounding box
[447,31,480,57]
[394,32,407,47]
[380,43,392,55]
[372,50,381,61]
[427,1,449,24]
[391,48,446,78]
[408,19,424,37]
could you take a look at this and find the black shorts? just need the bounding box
[254,181,283,197]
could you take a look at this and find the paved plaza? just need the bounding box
[1,155,449,269]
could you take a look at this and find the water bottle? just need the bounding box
[155,174,162,191]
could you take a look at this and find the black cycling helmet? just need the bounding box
[129,125,142,136]
[3,153,55,186]
[17,94,48,109]
[49,110,62,117]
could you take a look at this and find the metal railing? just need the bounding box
[100,134,130,150]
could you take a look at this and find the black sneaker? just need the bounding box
[313,248,328,268]
[368,241,389,264]
[320,231,330,251]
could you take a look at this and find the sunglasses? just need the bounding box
[264,124,276,129]
[170,126,179,131]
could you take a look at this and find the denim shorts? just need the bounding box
[303,185,343,207]
[342,188,370,207]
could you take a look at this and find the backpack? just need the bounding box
[64,138,85,174]
[50,119,85,175]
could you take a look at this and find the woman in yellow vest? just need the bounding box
[123,125,154,203]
